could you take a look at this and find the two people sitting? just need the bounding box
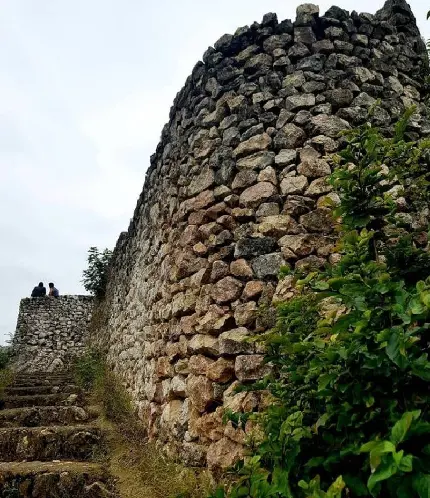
[31,282,59,298]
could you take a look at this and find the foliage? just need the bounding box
[73,348,132,425]
[0,346,10,370]
[212,112,430,498]
[81,246,113,298]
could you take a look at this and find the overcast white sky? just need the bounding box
[0,0,429,344]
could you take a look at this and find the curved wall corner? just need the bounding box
[92,0,429,471]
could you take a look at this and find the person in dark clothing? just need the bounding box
[31,282,46,297]
[48,282,59,297]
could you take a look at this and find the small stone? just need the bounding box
[256,202,280,218]
[258,215,298,237]
[211,277,243,304]
[188,335,219,356]
[234,301,258,327]
[275,149,297,167]
[219,328,255,355]
[233,133,272,158]
[294,26,317,45]
[234,237,277,258]
[235,355,271,381]
[237,151,275,170]
[274,123,306,149]
[207,438,244,471]
[280,175,308,195]
[295,255,326,271]
[187,375,215,413]
[310,114,350,138]
[239,182,277,208]
[251,253,286,279]
[189,355,215,375]
[230,259,254,278]
[243,281,264,299]
[297,158,330,177]
[232,170,258,190]
[305,177,332,196]
[258,166,277,185]
[283,71,305,88]
[206,358,235,383]
[300,208,334,232]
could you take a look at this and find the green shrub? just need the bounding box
[73,349,133,425]
[0,347,10,370]
[82,246,113,298]
[213,111,430,497]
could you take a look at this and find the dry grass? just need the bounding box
[0,368,13,401]
[74,350,214,498]
[101,418,213,498]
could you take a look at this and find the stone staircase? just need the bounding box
[0,372,116,497]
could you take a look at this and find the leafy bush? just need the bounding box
[212,111,430,497]
[82,246,113,298]
[0,346,10,370]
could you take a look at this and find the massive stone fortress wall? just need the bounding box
[92,0,429,471]
[12,296,94,373]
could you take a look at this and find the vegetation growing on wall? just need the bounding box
[82,247,113,298]
[212,110,430,497]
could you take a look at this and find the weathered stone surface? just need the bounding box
[258,215,298,237]
[189,355,215,375]
[235,237,277,258]
[297,159,331,177]
[13,297,94,373]
[239,182,277,208]
[233,133,272,158]
[219,328,254,355]
[274,124,306,149]
[251,253,286,279]
[82,1,429,468]
[235,355,271,381]
[280,175,308,195]
[188,335,219,356]
[211,277,243,304]
[207,437,245,471]
[206,358,235,382]
[243,281,265,300]
[187,375,215,413]
[310,114,350,137]
[230,259,253,278]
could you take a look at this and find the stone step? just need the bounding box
[4,385,79,396]
[0,405,100,428]
[0,460,114,497]
[10,378,76,387]
[0,393,83,409]
[0,425,104,461]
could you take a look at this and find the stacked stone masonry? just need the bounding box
[92,0,429,471]
[13,296,94,373]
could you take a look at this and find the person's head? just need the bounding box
[38,282,44,287]
[49,283,54,289]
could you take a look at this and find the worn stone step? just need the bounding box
[4,385,79,396]
[0,393,83,409]
[10,378,76,387]
[0,405,100,428]
[0,425,103,461]
[0,460,114,497]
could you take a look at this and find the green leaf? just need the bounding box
[391,411,421,445]
[367,458,397,495]
[398,454,413,472]
[413,473,430,498]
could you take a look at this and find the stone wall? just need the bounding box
[12,296,94,373]
[91,0,429,471]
